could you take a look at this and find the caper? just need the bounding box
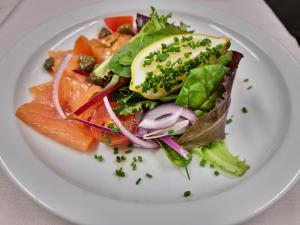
[78,55,96,73]
[86,75,107,87]
[117,23,133,34]
[43,57,54,72]
[98,27,111,39]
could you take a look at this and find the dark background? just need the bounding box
[266,0,300,44]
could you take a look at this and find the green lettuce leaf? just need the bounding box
[176,64,229,111]
[114,100,158,116]
[156,139,192,168]
[177,51,244,150]
[109,7,190,77]
[193,140,250,176]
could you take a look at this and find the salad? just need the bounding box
[16,8,249,178]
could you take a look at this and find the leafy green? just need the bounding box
[217,51,233,65]
[109,7,190,77]
[156,139,192,168]
[176,64,229,111]
[114,100,158,116]
[193,140,250,176]
[160,94,178,102]
[177,51,244,150]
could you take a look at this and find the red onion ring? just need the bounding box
[159,136,188,159]
[103,96,159,149]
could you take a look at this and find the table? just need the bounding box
[0,0,299,224]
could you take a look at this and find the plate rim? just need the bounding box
[0,0,300,225]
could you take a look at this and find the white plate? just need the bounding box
[0,0,300,225]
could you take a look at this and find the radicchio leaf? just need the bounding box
[136,13,150,32]
[177,51,243,150]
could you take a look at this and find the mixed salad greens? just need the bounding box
[16,7,249,179]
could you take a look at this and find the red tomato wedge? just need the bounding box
[90,102,137,147]
[104,16,133,32]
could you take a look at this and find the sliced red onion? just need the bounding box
[73,69,90,77]
[73,117,117,133]
[143,120,189,139]
[159,136,188,159]
[52,53,73,119]
[134,111,144,124]
[138,108,183,129]
[133,139,157,148]
[138,103,197,130]
[136,13,150,32]
[103,96,159,149]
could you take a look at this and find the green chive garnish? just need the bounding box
[131,162,137,171]
[200,159,207,167]
[125,149,132,154]
[136,178,142,185]
[107,123,114,128]
[146,173,153,178]
[214,171,220,176]
[183,191,191,197]
[241,107,248,113]
[247,86,253,90]
[226,118,233,124]
[210,164,215,168]
[115,167,125,177]
[168,129,174,135]
[243,78,249,82]
[138,156,143,162]
[94,154,104,162]
[113,147,118,155]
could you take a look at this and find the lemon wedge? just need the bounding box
[130,34,230,99]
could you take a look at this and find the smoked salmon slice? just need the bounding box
[16,103,95,151]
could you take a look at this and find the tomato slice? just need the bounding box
[90,102,137,147]
[104,16,133,32]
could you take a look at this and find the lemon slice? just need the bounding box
[130,34,230,99]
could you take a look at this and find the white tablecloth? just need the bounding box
[0,0,299,224]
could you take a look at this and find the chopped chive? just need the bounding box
[121,156,126,161]
[185,165,190,180]
[138,155,143,162]
[125,149,132,154]
[145,173,153,178]
[127,143,133,148]
[106,137,111,145]
[115,167,125,177]
[243,78,249,82]
[133,157,137,163]
[226,118,233,124]
[210,164,215,168]
[168,129,174,135]
[111,127,120,133]
[183,191,191,197]
[116,156,121,163]
[107,123,114,128]
[200,159,207,167]
[136,178,142,185]
[184,52,192,58]
[113,147,118,155]
[241,107,248,113]
[131,162,137,171]
[94,154,104,162]
[247,86,253,90]
[214,171,220,176]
